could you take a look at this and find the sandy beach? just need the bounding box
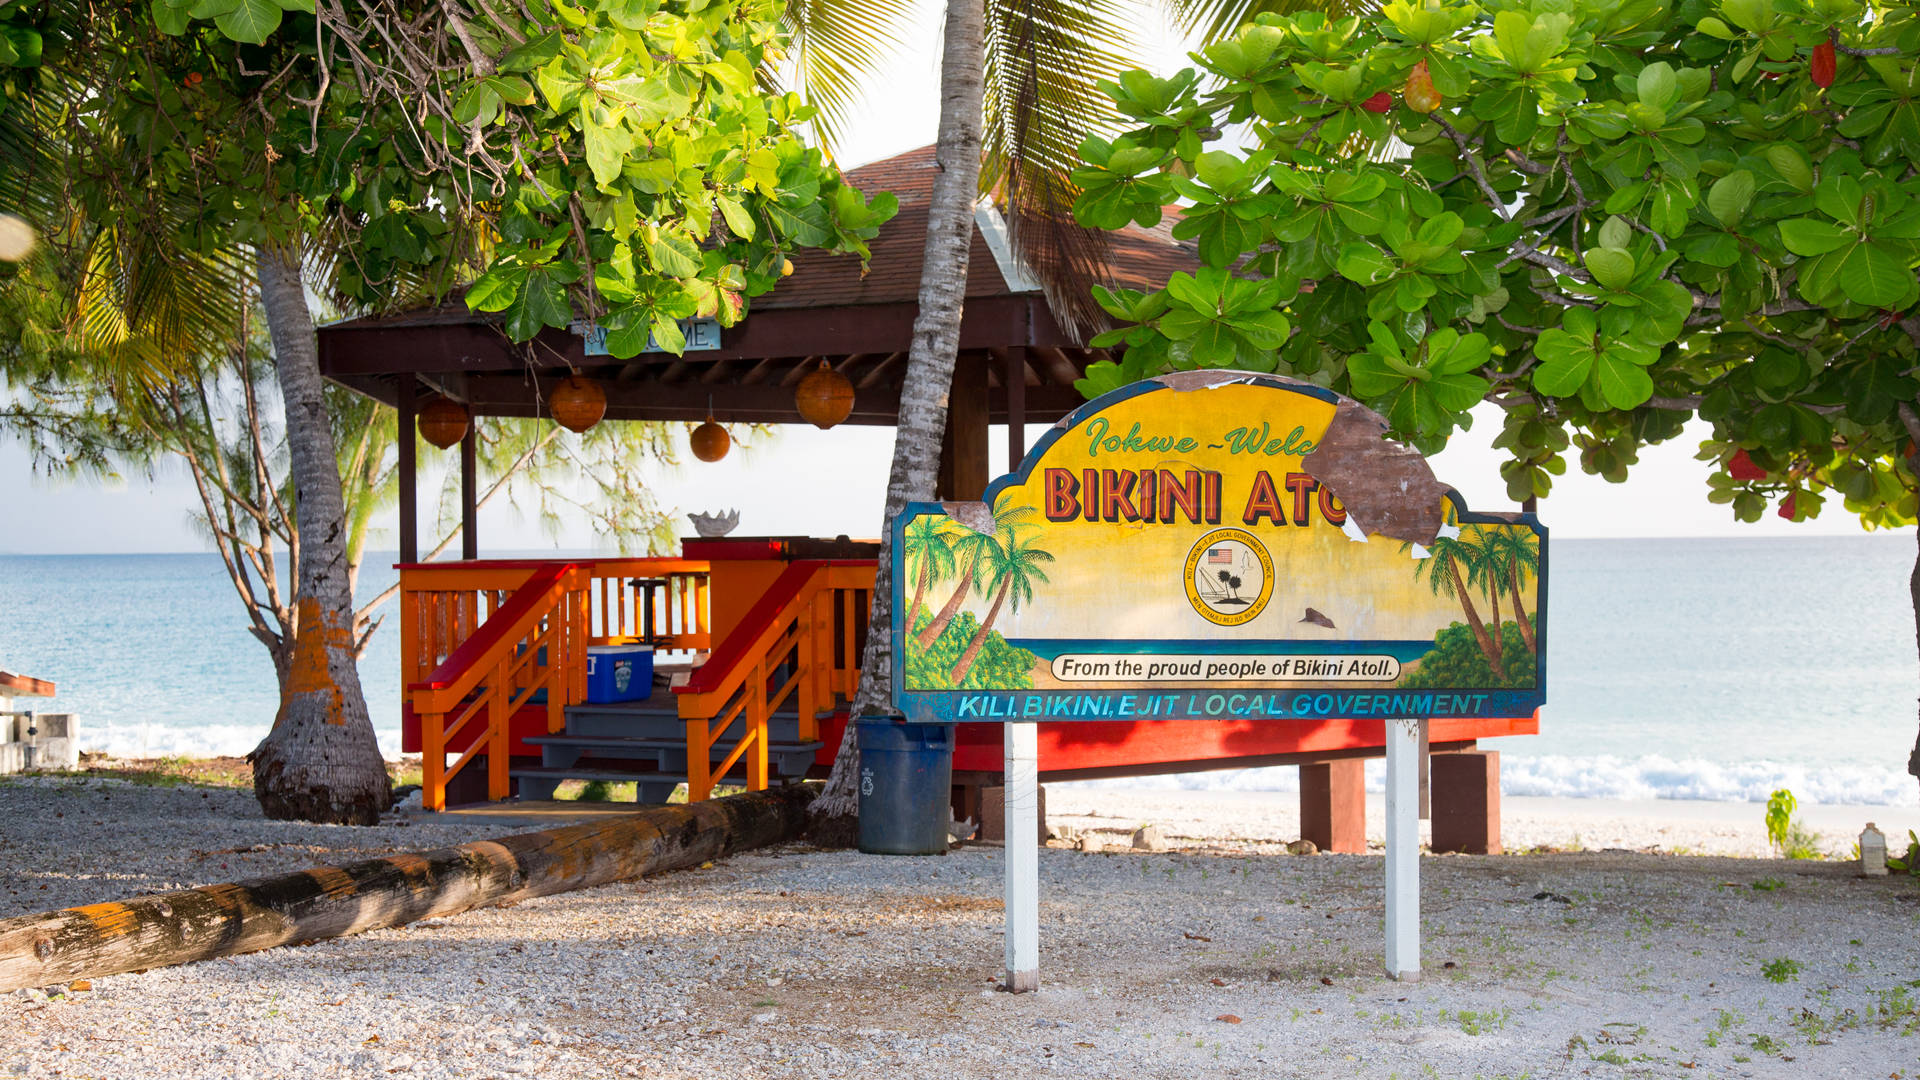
[6,771,1920,1078]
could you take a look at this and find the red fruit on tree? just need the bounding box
[1728,449,1767,481]
[1812,40,1836,88]
[1778,493,1798,519]
[1361,91,1394,113]
[1404,61,1442,114]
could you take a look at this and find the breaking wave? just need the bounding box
[1064,753,1919,807]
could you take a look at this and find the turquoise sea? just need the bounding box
[1,535,1916,805]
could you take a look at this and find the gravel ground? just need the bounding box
[5,777,1920,1079]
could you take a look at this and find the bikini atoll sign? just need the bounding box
[889,372,1547,724]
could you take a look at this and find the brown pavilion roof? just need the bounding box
[318,145,1197,426]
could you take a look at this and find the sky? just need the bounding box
[0,1,1893,554]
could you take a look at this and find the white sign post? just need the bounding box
[1003,721,1040,993]
[1383,716,1422,981]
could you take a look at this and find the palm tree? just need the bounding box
[1406,537,1505,680]
[1484,529,1540,652]
[917,493,1039,647]
[950,523,1055,685]
[794,0,1355,836]
[902,515,958,633]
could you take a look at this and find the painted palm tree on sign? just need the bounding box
[918,493,1040,648]
[1462,529,1505,656]
[950,523,1055,685]
[903,515,958,632]
[1484,528,1539,652]
[1405,537,1506,680]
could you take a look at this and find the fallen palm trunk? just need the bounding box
[0,784,815,993]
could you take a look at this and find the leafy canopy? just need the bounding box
[108,0,896,357]
[1073,0,1920,528]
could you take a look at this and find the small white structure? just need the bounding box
[0,670,77,773]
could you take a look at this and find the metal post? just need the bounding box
[1384,716,1421,981]
[1003,720,1039,993]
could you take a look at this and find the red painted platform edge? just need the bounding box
[0,671,55,698]
[812,713,1539,774]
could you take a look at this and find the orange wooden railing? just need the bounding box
[673,560,875,801]
[400,557,713,810]
[399,558,712,695]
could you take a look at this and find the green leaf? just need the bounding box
[1778,218,1852,256]
[1584,247,1637,291]
[151,0,191,33]
[213,0,282,43]
[1707,170,1755,226]
[1836,241,1913,306]
[647,229,703,278]
[1638,62,1679,109]
[1765,144,1813,194]
[716,195,756,240]
[503,266,571,341]
[582,114,634,188]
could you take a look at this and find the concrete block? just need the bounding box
[15,714,78,769]
[26,738,76,771]
[0,742,24,775]
[979,783,1048,843]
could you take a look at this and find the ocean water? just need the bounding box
[1,536,1916,806]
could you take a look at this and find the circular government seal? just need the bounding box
[1183,528,1275,626]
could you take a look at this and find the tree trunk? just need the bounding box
[0,786,813,993]
[808,0,987,846]
[1507,568,1536,652]
[1908,524,1920,794]
[1484,572,1502,657]
[247,245,392,826]
[917,547,980,647]
[950,577,1009,685]
[905,555,931,634]
[1447,559,1505,680]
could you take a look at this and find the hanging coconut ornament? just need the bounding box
[417,396,470,450]
[689,416,731,463]
[550,374,607,433]
[794,360,855,429]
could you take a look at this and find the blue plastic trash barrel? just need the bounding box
[856,717,956,855]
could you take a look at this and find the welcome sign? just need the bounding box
[889,372,1547,724]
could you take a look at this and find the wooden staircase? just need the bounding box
[511,694,825,802]
[402,555,873,811]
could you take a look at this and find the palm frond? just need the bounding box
[980,0,1143,339]
[776,0,916,159]
[1164,0,1376,46]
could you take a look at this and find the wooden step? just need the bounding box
[525,733,824,754]
[507,766,689,785]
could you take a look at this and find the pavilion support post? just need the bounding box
[1006,347,1026,472]
[460,422,478,561]
[938,350,990,501]
[397,378,418,564]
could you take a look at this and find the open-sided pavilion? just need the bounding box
[318,146,1526,849]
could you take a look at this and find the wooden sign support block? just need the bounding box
[1300,759,1367,854]
[1430,750,1502,855]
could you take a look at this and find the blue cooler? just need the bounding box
[586,644,653,703]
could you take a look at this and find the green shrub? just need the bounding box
[903,610,1038,691]
[1399,620,1535,690]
